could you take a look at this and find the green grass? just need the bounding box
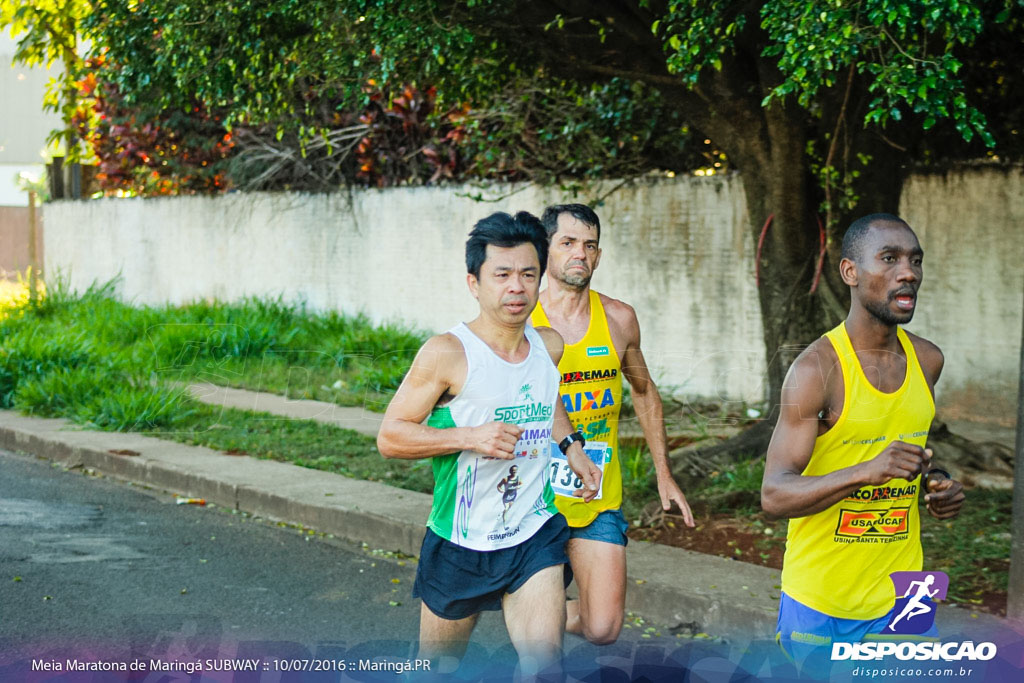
[161,405,435,493]
[620,448,766,521]
[620,444,656,522]
[698,457,764,504]
[0,279,432,490]
[922,488,1011,606]
[0,279,426,421]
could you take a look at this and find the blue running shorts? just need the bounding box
[568,508,629,546]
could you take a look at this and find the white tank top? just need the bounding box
[423,323,561,550]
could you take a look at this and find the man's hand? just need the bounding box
[860,442,931,486]
[924,475,965,520]
[657,477,695,527]
[567,445,602,502]
[468,422,523,459]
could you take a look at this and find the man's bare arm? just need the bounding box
[610,301,694,525]
[377,334,522,460]
[761,346,931,518]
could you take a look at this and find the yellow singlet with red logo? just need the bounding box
[531,290,622,527]
[781,322,935,619]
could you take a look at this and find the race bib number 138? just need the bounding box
[548,441,609,500]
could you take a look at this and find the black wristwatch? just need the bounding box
[558,431,585,455]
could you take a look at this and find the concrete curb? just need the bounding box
[2,409,998,640]
[0,411,431,557]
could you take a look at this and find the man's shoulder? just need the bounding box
[794,335,839,369]
[903,329,941,357]
[784,337,838,403]
[424,331,465,353]
[597,292,638,332]
[416,332,467,367]
[532,325,565,361]
[903,329,944,379]
[597,291,636,319]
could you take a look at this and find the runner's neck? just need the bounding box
[540,283,592,325]
[844,309,904,354]
[465,318,531,362]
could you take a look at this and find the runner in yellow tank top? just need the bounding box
[761,214,965,661]
[532,289,623,523]
[531,204,694,645]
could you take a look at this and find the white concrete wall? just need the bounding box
[42,168,1024,420]
[899,167,1024,424]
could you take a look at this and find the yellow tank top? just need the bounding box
[531,290,622,526]
[781,322,935,619]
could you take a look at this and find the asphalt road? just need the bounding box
[3,448,1014,683]
[0,448,525,674]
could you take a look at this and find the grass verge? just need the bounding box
[0,279,425,419]
[160,404,434,493]
[0,280,433,490]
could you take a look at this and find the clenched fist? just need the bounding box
[859,441,931,486]
[468,422,523,459]
[924,475,965,520]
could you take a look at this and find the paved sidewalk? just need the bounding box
[186,382,383,437]
[0,386,1007,640]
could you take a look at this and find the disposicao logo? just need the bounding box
[831,641,996,662]
[831,570,998,662]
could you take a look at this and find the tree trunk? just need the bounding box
[667,110,912,472]
[739,111,912,411]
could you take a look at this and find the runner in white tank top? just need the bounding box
[377,211,601,676]
[423,322,560,550]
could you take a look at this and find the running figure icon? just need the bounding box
[888,574,939,631]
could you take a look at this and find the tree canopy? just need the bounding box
[5,0,1022,400]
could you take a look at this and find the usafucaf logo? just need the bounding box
[493,403,553,423]
[835,506,909,537]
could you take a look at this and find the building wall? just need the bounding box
[899,167,1024,425]
[0,34,62,206]
[42,168,1024,422]
[0,206,43,277]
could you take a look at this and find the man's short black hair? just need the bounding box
[540,204,601,242]
[465,211,548,278]
[841,213,911,262]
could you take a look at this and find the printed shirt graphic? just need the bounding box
[424,323,560,551]
[781,322,935,619]
[531,290,622,527]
